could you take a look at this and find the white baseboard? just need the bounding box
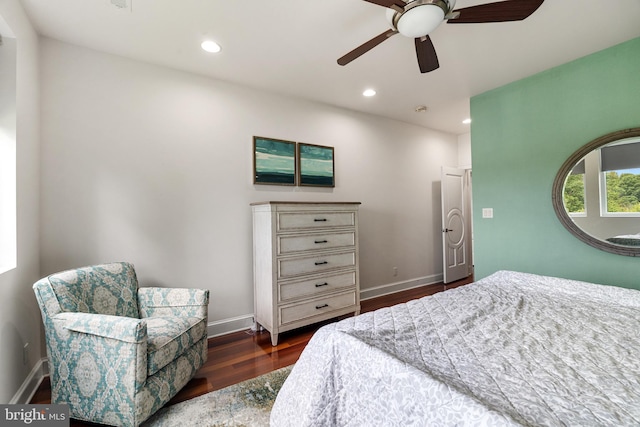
[207,314,255,338]
[360,273,444,301]
[10,358,48,404]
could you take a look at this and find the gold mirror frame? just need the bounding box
[552,127,640,257]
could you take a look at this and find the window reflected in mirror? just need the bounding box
[562,137,640,246]
[553,128,640,256]
[600,140,640,214]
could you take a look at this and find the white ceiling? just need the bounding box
[17,0,640,135]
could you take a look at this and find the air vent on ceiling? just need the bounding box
[108,0,132,12]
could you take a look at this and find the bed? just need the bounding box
[271,270,640,426]
[606,233,640,246]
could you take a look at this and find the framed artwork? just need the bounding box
[298,143,335,187]
[253,136,297,185]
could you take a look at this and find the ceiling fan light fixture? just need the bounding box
[396,4,445,38]
[341,0,544,74]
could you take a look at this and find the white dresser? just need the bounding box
[251,202,361,345]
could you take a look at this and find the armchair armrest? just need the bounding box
[137,287,209,318]
[49,312,148,394]
[55,312,147,343]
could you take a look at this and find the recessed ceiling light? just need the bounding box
[363,89,376,97]
[462,118,472,124]
[201,40,222,53]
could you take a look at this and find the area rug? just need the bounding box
[143,365,293,427]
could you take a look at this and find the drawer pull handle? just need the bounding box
[315,240,328,244]
[314,261,328,266]
[315,282,329,288]
[314,218,327,222]
[316,304,329,309]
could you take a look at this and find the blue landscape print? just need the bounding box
[254,137,296,185]
[299,144,334,187]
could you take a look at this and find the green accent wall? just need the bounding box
[471,37,640,288]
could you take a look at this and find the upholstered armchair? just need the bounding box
[33,262,209,427]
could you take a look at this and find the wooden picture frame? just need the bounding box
[253,136,297,186]
[298,143,335,187]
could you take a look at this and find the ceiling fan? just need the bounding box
[338,0,544,73]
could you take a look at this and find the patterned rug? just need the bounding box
[143,365,293,427]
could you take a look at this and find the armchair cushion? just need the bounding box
[146,316,207,376]
[137,287,209,318]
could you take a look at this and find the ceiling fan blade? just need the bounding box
[415,36,439,73]
[448,0,544,24]
[361,0,406,10]
[338,29,398,66]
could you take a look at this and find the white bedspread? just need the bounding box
[271,271,640,426]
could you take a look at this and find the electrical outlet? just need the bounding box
[393,267,398,277]
[23,342,29,365]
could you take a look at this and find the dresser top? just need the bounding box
[250,201,361,206]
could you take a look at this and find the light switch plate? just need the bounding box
[482,208,493,219]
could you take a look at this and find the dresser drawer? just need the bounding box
[277,211,355,231]
[280,291,357,325]
[278,251,356,278]
[278,231,355,255]
[279,271,356,302]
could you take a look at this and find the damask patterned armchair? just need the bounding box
[33,262,209,427]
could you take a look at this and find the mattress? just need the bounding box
[271,271,640,426]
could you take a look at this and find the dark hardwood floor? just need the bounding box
[30,275,473,426]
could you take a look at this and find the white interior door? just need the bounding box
[441,167,471,284]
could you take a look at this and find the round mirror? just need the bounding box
[552,127,640,257]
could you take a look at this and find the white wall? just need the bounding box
[39,39,458,333]
[0,0,41,404]
[458,132,471,169]
[0,26,16,275]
